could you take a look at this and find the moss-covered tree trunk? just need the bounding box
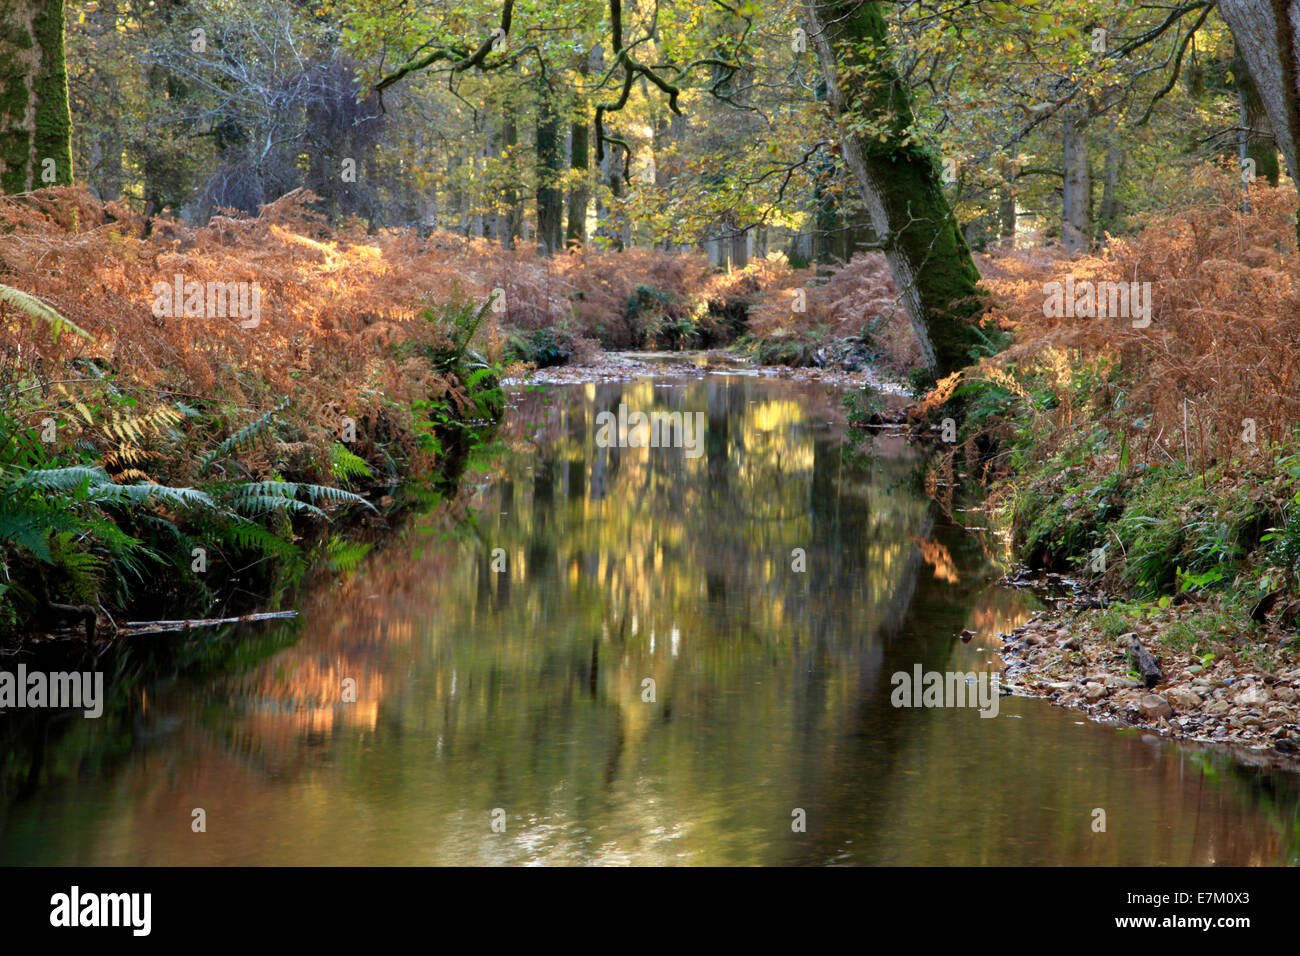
[535,81,565,255]
[0,0,72,193]
[804,0,985,378]
[1234,54,1281,187]
[566,116,590,248]
[566,50,594,249]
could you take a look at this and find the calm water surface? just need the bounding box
[2,372,1298,865]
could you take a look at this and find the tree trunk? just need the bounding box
[730,220,748,269]
[87,0,122,201]
[0,0,73,193]
[566,117,589,248]
[1098,131,1124,233]
[998,198,1016,246]
[502,107,521,247]
[1233,54,1281,187]
[804,0,986,378]
[813,157,844,265]
[566,48,595,248]
[483,114,504,242]
[535,82,564,255]
[449,151,465,234]
[598,142,626,251]
[1218,1,1300,242]
[1061,106,1091,254]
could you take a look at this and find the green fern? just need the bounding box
[209,518,297,559]
[0,507,70,561]
[231,493,327,519]
[297,482,376,511]
[47,531,106,601]
[11,464,103,493]
[91,481,218,511]
[196,399,290,475]
[235,480,302,499]
[226,479,375,518]
[330,443,373,485]
[0,282,92,343]
[325,537,372,574]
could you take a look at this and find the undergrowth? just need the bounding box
[910,166,1300,654]
[0,188,505,639]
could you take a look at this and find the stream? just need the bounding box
[2,369,1298,865]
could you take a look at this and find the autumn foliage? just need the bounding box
[0,187,753,486]
[972,167,1300,481]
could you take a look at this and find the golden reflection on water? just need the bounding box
[2,374,1298,865]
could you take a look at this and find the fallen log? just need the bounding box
[117,610,297,638]
[1124,633,1163,688]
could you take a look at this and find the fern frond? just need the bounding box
[0,282,92,342]
[296,482,377,512]
[196,399,289,475]
[330,443,373,484]
[111,468,153,482]
[91,482,218,511]
[236,480,301,499]
[217,519,297,558]
[103,442,151,467]
[325,537,372,573]
[230,493,326,519]
[12,465,105,493]
[101,405,184,443]
[0,511,56,561]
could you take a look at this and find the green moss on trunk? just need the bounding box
[535,83,565,254]
[566,117,589,247]
[807,0,987,378]
[0,0,72,193]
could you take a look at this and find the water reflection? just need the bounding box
[1,374,1298,865]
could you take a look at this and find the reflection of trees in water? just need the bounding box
[785,506,1021,864]
[383,379,992,860]
[4,377,1298,864]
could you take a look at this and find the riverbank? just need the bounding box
[905,170,1300,766]
[0,188,504,647]
[996,599,1300,768]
